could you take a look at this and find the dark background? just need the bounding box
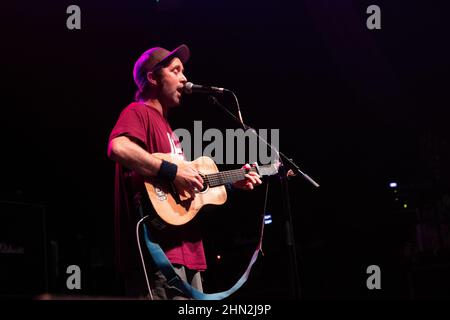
[1,0,449,299]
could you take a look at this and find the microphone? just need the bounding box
[183,82,227,94]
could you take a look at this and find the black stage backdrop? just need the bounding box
[1,0,449,299]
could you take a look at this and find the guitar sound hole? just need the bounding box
[199,183,208,193]
[198,173,209,193]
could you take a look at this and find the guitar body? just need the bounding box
[144,153,227,226]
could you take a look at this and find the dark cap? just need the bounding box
[133,44,190,90]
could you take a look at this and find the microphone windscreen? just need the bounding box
[183,82,194,94]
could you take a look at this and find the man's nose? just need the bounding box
[180,73,187,83]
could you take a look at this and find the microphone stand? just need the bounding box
[208,95,320,300]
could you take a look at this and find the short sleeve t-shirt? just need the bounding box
[109,102,207,273]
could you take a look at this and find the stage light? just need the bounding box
[389,182,398,188]
[264,214,272,225]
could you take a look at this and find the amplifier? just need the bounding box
[0,201,48,297]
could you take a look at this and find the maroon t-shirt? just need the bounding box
[109,102,207,273]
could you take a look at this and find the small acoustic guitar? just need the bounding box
[144,153,280,227]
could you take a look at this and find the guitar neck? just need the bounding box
[204,168,248,188]
[204,164,277,188]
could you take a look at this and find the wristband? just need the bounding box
[157,160,178,182]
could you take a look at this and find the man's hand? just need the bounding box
[173,164,204,198]
[233,163,262,190]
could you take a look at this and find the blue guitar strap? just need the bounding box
[138,203,266,300]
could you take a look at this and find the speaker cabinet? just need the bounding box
[0,201,48,298]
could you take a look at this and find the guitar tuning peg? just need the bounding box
[274,160,282,169]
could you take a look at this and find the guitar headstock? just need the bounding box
[255,160,281,177]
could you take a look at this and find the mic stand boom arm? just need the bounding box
[208,95,320,187]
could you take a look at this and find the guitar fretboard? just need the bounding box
[203,164,277,188]
[203,168,248,187]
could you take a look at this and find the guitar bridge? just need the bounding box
[168,182,183,204]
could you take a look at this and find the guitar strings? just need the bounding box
[204,168,256,187]
[203,165,274,187]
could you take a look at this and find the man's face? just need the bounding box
[157,57,187,108]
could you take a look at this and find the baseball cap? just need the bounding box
[133,44,190,90]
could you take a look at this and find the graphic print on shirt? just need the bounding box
[167,132,184,160]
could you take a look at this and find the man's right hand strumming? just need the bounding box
[173,164,204,199]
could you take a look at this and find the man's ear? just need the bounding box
[146,71,157,86]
